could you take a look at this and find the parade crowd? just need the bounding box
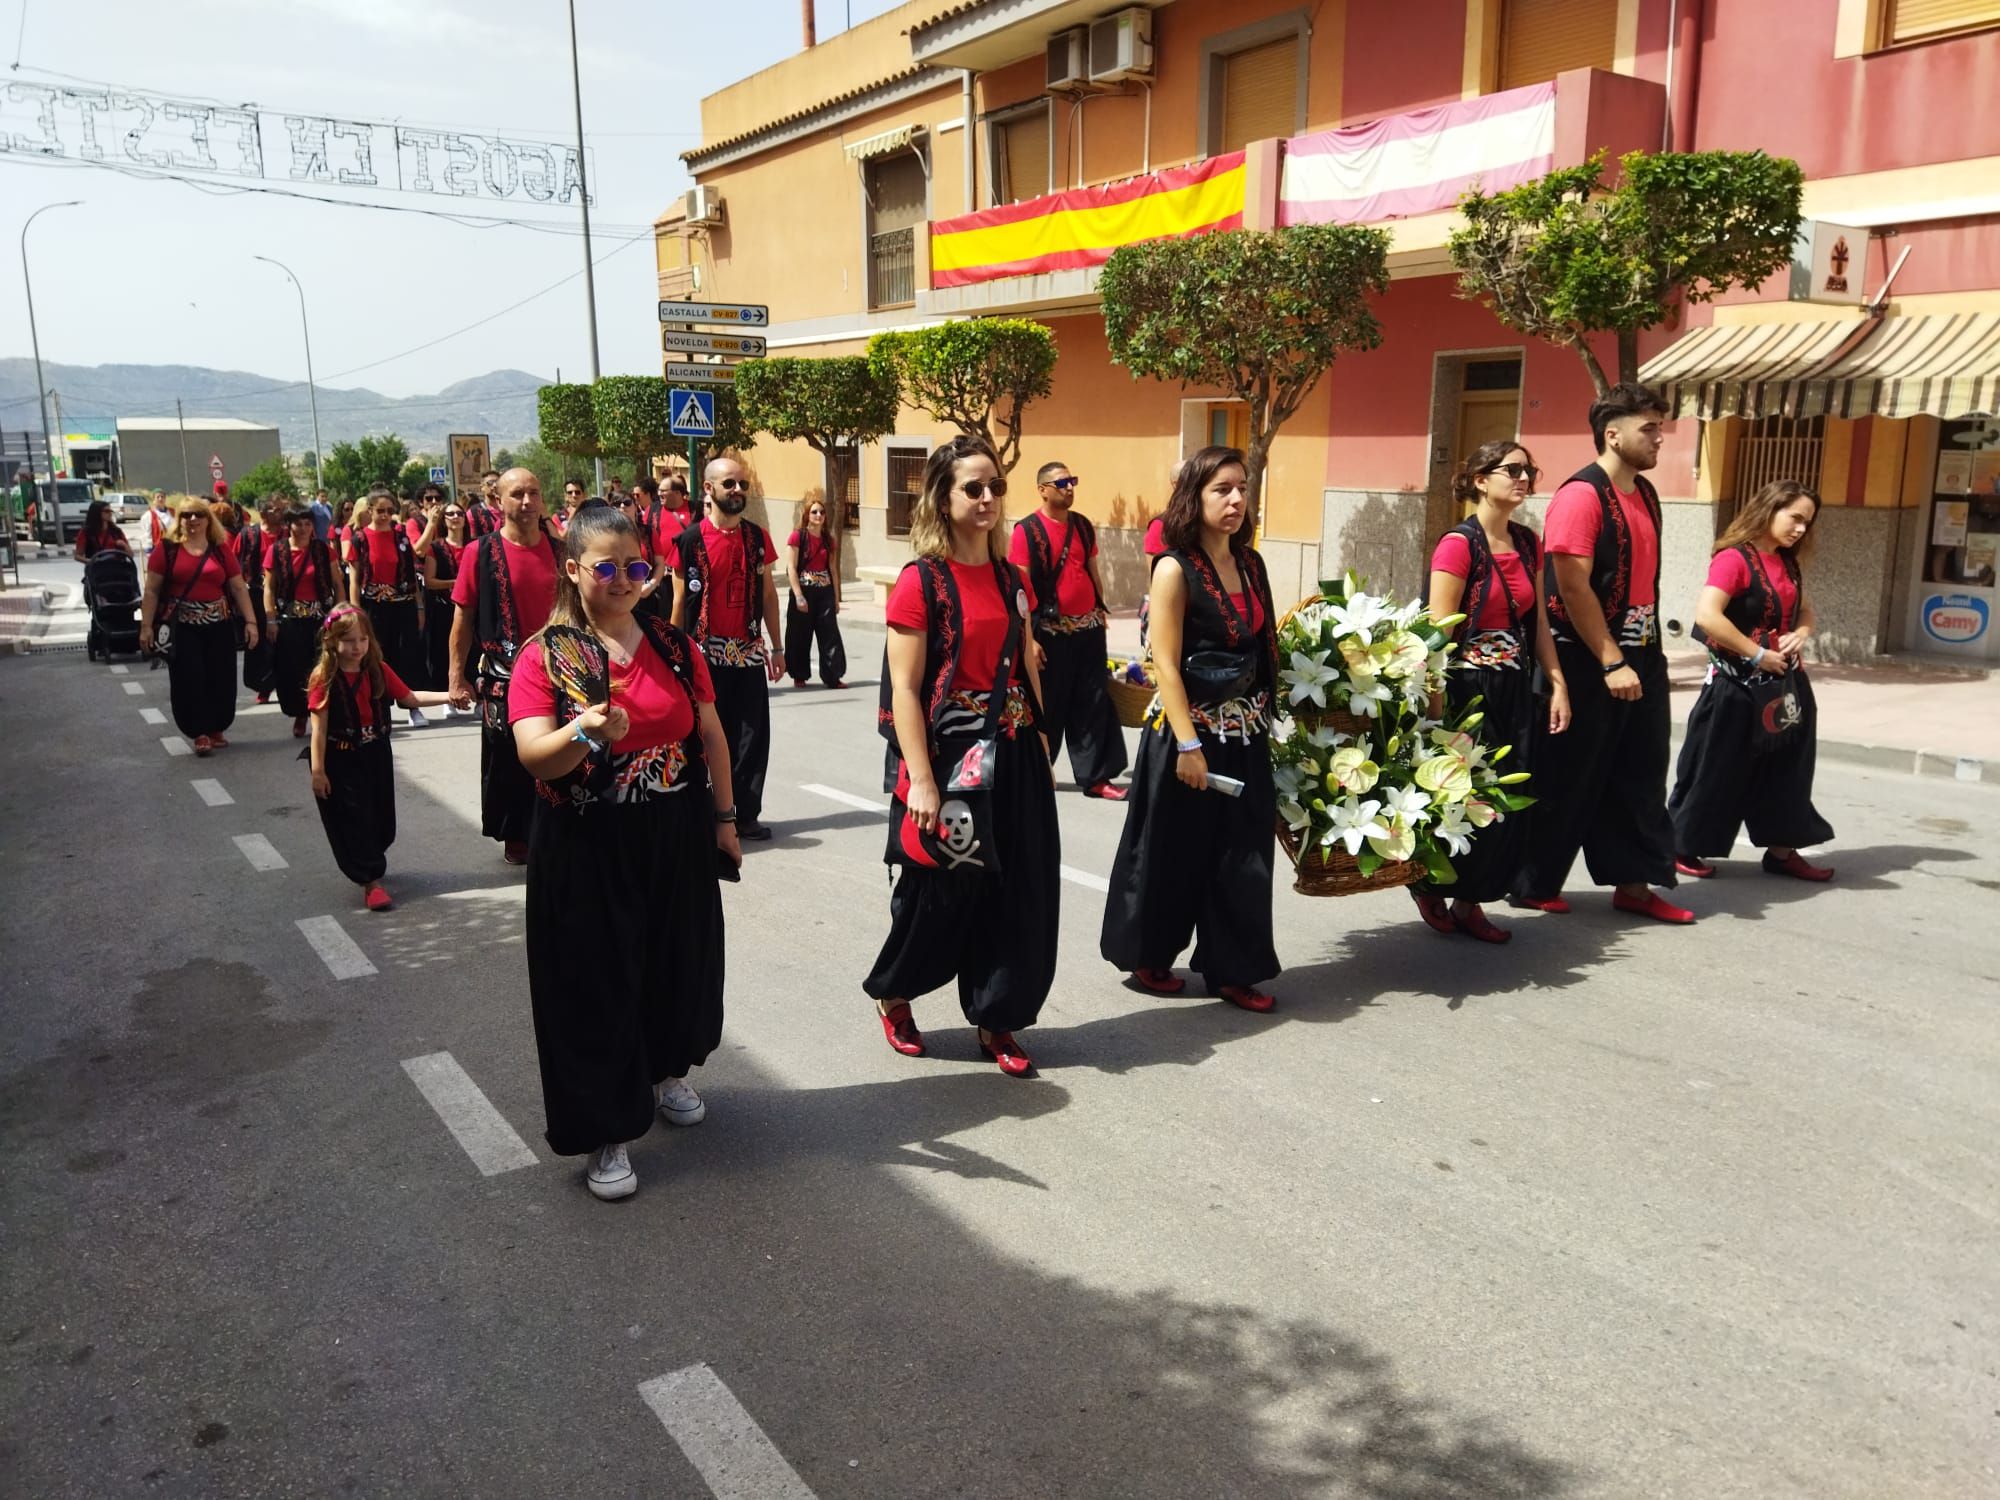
[90,381,1835,1201]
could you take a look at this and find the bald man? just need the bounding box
[449,466,561,863]
[671,455,783,840]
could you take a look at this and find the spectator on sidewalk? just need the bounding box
[1670,480,1835,882]
[784,495,847,689]
[73,500,129,561]
[307,488,333,542]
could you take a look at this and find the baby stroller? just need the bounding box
[84,549,144,662]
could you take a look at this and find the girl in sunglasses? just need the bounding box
[1410,440,1570,944]
[418,491,474,694]
[508,505,738,1201]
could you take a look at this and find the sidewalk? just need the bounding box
[1095,610,1998,784]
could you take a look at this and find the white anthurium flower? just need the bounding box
[1433,801,1475,856]
[1380,783,1432,826]
[1415,753,1475,800]
[1285,649,1342,708]
[1337,634,1376,672]
[1382,630,1429,679]
[1369,817,1417,863]
[1345,669,1394,718]
[1322,794,1388,856]
[1326,746,1380,794]
[1463,796,1500,828]
[1278,797,1312,832]
[1428,728,1491,773]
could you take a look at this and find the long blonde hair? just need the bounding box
[167,498,218,545]
[908,435,1005,563]
[307,605,386,699]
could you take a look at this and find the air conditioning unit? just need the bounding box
[682,186,724,227]
[1046,26,1087,89]
[1088,8,1154,82]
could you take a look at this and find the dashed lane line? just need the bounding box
[399,1052,538,1176]
[191,779,233,807]
[637,1364,819,1500]
[140,707,167,725]
[160,734,190,756]
[110,664,129,675]
[799,784,1111,894]
[232,833,289,872]
[121,681,145,696]
[295,915,377,979]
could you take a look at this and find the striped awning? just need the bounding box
[1644,311,2000,421]
[843,124,920,162]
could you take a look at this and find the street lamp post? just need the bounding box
[21,199,82,547]
[253,255,324,495]
[566,0,606,495]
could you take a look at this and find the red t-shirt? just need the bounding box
[307,664,412,727]
[789,529,833,576]
[430,537,464,578]
[886,560,1027,693]
[1143,517,1167,557]
[403,517,425,545]
[1432,532,1535,631]
[684,518,776,641]
[351,527,408,588]
[1227,591,1267,636]
[1543,479,1658,608]
[1707,547,1800,634]
[651,505,693,555]
[279,544,324,603]
[1007,514,1098,617]
[451,533,559,640]
[508,636,717,751]
[147,541,242,602]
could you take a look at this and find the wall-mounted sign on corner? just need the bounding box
[1921,593,1990,646]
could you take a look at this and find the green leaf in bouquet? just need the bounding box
[1495,791,1537,812]
[1356,847,1384,877]
[1420,845,1458,883]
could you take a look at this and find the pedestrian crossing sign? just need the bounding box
[669,389,716,438]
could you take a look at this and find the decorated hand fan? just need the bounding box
[542,625,612,741]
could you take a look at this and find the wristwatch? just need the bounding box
[714,805,738,824]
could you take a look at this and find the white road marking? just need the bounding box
[801,782,879,813]
[191,778,234,807]
[121,681,145,696]
[110,664,129,675]
[637,1364,818,1500]
[160,733,190,755]
[802,783,1113,893]
[399,1052,538,1176]
[232,833,289,871]
[296,915,377,979]
[435,885,527,904]
[140,707,167,725]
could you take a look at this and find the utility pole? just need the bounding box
[176,399,192,495]
[253,256,324,494]
[22,200,82,543]
[49,390,66,477]
[565,0,605,495]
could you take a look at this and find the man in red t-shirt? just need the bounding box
[1008,460,1128,799]
[1514,382,1690,925]
[670,455,782,839]
[448,466,560,862]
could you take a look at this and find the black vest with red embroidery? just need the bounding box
[1166,546,1278,701]
[1719,544,1803,647]
[874,556,1035,756]
[673,519,767,645]
[324,668,391,749]
[1439,519,1541,659]
[472,530,556,685]
[273,539,337,609]
[536,616,707,806]
[1544,462,1661,644]
[1018,511,1103,628]
[350,525,419,596]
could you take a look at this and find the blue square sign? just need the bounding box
[669,389,716,438]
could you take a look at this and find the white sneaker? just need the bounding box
[586,1142,636,1200]
[656,1076,706,1127]
[406,707,429,729]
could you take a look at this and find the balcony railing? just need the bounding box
[868,227,915,309]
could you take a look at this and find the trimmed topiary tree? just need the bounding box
[538,382,600,459]
[735,356,899,509]
[592,376,672,467]
[867,319,1055,475]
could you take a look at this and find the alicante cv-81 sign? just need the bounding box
[657,301,769,326]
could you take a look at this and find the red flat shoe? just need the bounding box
[1453,907,1511,944]
[1411,888,1455,936]
[364,884,392,912]
[1508,895,1570,914]
[503,841,528,866]
[1675,855,1716,879]
[1133,968,1185,995]
[877,1002,925,1057]
[979,1030,1034,1077]
[1084,781,1129,801]
[1218,985,1276,1014]
[210,733,228,749]
[256,692,271,705]
[292,715,307,739]
[828,680,847,689]
[1763,850,1834,882]
[1612,890,1696,925]
[790,679,808,689]
[192,735,212,757]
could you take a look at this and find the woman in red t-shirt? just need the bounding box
[139,497,259,755]
[507,504,739,1202]
[865,435,1058,1078]
[269,508,340,736]
[73,501,130,562]
[783,495,848,689]
[418,488,474,696]
[347,488,427,719]
[307,606,451,912]
[1669,479,1834,882]
[1409,440,1572,944]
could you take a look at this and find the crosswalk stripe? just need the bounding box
[140,707,167,725]
[638,1364,818,1500]
[191,779,234,807]
[399,1052,538,1176]
[232,833,288,871]
[295,915,376,979]
[121,681,145,696]
[160,733,189,755]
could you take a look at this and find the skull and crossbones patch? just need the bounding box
[935,798,982,869]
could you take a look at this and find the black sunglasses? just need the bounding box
[1044,476,1078,490]
[444,508,464,517]
[960,478,1007,501]
[712,478,748,492]
[586,559,652,583]
[1485,461,1540,483]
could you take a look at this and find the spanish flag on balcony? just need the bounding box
[929,152,1247,290]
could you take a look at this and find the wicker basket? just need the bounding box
[1277,822,1423,898]
[1106,672,1155,728]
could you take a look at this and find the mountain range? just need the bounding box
[0,360,549,454]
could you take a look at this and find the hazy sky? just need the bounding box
[1,0,904,401]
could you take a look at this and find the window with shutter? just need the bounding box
[1219,36,1299,153]
[1499,0,1617,90]
[1884,0,2000,42]
[997,108,1050,205]
[865,153,927,235]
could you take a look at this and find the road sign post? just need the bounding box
[208,453,225,488]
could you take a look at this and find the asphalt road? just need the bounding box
[1,589,1996,1499]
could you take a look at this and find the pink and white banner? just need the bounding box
[1278,83,1555,227]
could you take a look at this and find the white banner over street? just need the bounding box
[0,80,593,206]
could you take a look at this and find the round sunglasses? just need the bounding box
[959,478,1007,501]
[584,559,652,583]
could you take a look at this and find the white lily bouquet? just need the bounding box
[1271,573,1532,895]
